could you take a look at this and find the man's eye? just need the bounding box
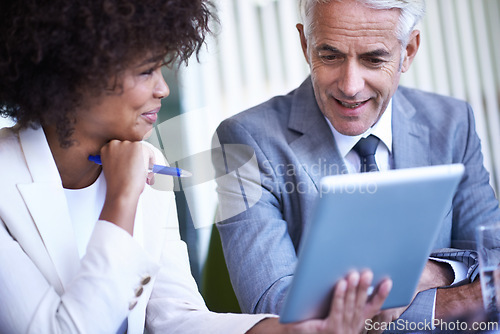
[364,58,384,67]
[319,54,340,63]
[322,55,336,60]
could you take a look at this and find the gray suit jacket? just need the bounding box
[213,77,500,322]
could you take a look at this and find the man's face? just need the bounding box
[297,0,419,136]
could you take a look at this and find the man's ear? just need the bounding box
[401,29,420,73]
[296,23,310,65]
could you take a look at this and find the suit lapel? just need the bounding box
[17,127,80,293]
[288,78,347,190]
[392,89,431,169]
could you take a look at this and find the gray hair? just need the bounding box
[298,0,426,47]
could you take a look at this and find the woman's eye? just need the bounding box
[141,68,155,76]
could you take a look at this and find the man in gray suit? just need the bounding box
[212,0,500,327]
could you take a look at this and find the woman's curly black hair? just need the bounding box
[0,0,214,146]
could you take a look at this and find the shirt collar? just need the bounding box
[326,99,393,158]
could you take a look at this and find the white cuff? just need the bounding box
[429,257,468,285]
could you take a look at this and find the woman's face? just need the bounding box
[74,57,169,146]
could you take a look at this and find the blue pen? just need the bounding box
[88,155,192,177]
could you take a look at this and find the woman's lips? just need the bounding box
[141,108,160,123]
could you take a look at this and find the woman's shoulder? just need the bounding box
[0,125,20,145]
[0,126,33,207]
[0,126,25,169]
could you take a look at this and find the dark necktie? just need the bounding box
[352,135,380,172]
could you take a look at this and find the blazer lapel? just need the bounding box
[288,78,347,190]
[16,127,80,293]
[392,89,431,169]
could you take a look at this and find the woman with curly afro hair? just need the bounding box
[0,0,391,333]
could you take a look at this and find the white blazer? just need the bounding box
[0,126,269,334]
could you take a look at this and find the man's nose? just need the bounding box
[338,60,365,98]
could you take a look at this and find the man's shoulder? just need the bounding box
[396,86,469,109]
[227,92,294,125]
[218,77,316,138]
[217,92,296,142]
[395,86,473,132]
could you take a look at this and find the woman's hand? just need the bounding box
[247,270,392,334]
[98,140,155,235]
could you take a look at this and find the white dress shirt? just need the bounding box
[326,100,393,173]
[64,173,105,258]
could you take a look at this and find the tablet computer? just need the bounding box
[279,164,465,323]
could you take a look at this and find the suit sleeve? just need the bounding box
[450,104,500,255]
[430,103,500,281]
[401,102,500,321]
[0,218,160,334]
[399,102,500,324]
[212,118,298,314]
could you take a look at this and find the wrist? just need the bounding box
[99,194,140,235]
[418,260,454,292]
[435,280,483,319]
